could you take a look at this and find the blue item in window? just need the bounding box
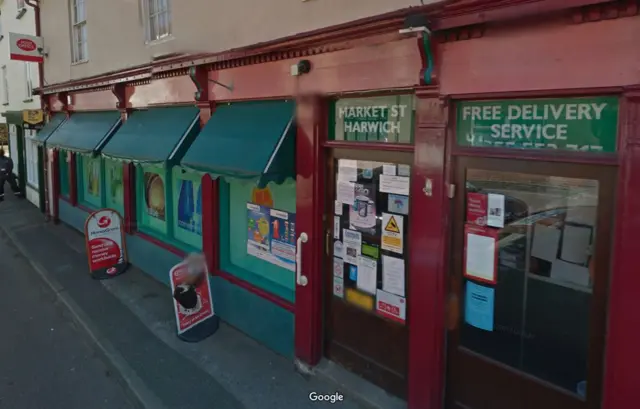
[195,183,202,235]
[349,265,358,281]
[464,281,495,332]
[178,180,195,232]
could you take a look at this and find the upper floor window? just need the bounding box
[16,0,27,18]
[17,0,26,9]
[146,0,171,42]
[71,0,87,63]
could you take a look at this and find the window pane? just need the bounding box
[461,170,597,396]
[149,15,158,41]
[80,155,102,208]
[137,165,167,235]
[159,11,169,37]
[148,0,157,15]
[172,167,202,250]
[104,159,124,214]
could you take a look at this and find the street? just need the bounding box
[0,231,137,409]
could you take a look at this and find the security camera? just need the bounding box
[37,47,48,57]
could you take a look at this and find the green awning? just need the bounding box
[101,106,200,165]
[46,111,121,155]
[180,100,295,187]
[34,113,66,144]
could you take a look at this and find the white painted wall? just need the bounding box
[41,0,438,85]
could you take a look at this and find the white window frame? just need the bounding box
[1,65,8,105]
[17,0,26,10]
[71,0,88,63]
[145,0,171,43]
[25,136,39,188]
[24,62,33,101]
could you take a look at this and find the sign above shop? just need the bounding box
[8,32,44,63]
[334,95,415,143]
[23,109,44,128]
[456,97,619,153]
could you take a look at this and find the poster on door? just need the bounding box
[349,182,377,233]
[246,203,296,271]
[84,209,128,280]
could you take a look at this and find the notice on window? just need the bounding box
[487,193,505,228]
[381,213,404,254]
[382,255,405,297]
[333,257,344,279]
[338,159,358,182]
[379,175,410,196]
[334,200,343,216]
[466,192,488,226]
[246,203,296,272]
[343,229,362,265]
[464,281,495,332]
[334,217,341,239]
[383,164,396,176]
[388,194,409,215]
[464,224,497,284]
[334,240,344,259]
[337,181,355,205]
[376,289,406,324]
[333,277,345,298]
[357,256,377,295]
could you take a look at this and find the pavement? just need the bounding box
[0,193,378,409]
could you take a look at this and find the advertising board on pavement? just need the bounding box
[84,209,128,280]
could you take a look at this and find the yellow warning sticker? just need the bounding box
[384,215,401,233]
[382,212,404,254]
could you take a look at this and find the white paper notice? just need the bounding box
[343,229,362,265]
[397,164,411,177]
[338,159,358,182]
[560,225,592,265]
[333,277,345,298]
[531,225,561,262]
[357,256,378,295]
[337,181,355,205]
[333,257,344,278]
[334,200,343,216]
[379,175,410,195]
[381,213,404,254]
[334,240,344,259]
[333,217,341,239]
[382,255,405,297]
[383,164,396,176]
[465,233,496,282]
[487,194,505,228]
[551,259,590,287]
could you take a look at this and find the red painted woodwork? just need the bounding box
[68,152,78,206]
[202,174,217,274]
[51,149,60,224]
[407,88,449,409]
[294,94,326,365]
[68,89,119,111]
[123,162,135,234]
[323,140,414,152]
[48,94,65,112]
[210,38,421,101]
[439,15,640,95]
[602,88,640,409]
[129,76,196,108]
[215,269,295,313]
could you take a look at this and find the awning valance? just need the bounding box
[101,106,200,165]
[33,113,66,145]
[46,111,121,155]
[180,100,295,187]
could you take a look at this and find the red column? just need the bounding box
[123,162,136,233]
[294,94,326,365]
[202,175,219,274]
[68,152,78,206]
[51,149,60,224]
[407,87,449,409]
[602,87,640,409]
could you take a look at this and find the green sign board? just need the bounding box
[456,97,619,153]
[333,95,414,143]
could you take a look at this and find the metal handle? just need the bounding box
[296,232,309,287]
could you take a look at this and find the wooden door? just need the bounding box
[324,148,413,399]
[446,157,615,409]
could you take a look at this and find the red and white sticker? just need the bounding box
[376,289,406,324]
[84,209,128,279]
[170,259,215,334]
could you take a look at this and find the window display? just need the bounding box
[136,164,167,235]
[79,154,102,208]
[172,167,203,250]
[332,158,411,324]
[104,159,123,213]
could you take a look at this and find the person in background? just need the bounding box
[0,148,21,202]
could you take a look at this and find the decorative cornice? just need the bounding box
[570,0,639,24]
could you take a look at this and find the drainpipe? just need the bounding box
[25,0,50,218]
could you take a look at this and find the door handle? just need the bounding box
[296,232,309,287]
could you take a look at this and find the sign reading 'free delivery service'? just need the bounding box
[456,97,619,153]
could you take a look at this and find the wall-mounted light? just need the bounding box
[290,60,311,77]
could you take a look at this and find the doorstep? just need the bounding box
[0,194,368,409]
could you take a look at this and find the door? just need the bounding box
[446,157,615,409]
[324,148,413,399]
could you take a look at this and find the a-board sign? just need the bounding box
[84,209,128,280]
[170,255,215,335]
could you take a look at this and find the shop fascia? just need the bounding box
[338,104,409,134]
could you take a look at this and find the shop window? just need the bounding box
[77,154,102,209]
[172,167,202,250]
[59,149,70,197]
[25,137,38,187]
[145,0,171,42]
[219,179,297,302]
[331,95,415,143]
[70,0,87,63]
[136,164,168,236]
[104,159,124,214]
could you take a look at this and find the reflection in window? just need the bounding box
[462,170,598,397]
